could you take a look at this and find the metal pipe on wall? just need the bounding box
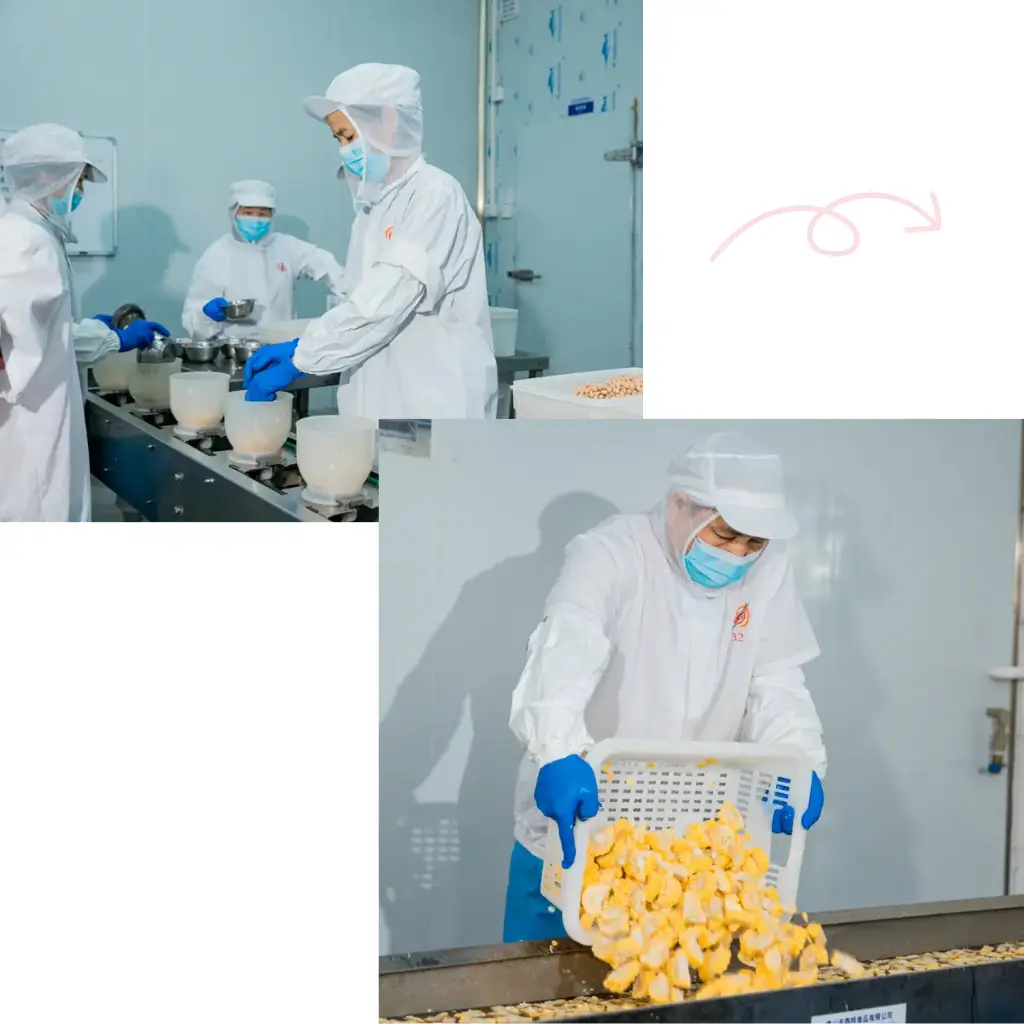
[1004,419,1024,893]
[476,0,488,222]
[629,98,641,367]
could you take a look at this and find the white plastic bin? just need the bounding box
[512,367,642,419]
[489,307,519,358]
[540,738,812,945]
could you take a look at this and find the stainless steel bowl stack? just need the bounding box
[225,339,265,364]
[223,298,256,321]
[179,339,221,363]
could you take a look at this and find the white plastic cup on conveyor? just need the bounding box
[92,349,138,392]
[224,390,294,459]
[296,414,376,505]
[169,372,230,430]
[129,358,181,411]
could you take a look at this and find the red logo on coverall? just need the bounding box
[732,604,750,642]
[385,226,394,241]
[276,262,288,273]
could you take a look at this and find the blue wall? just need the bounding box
[0,0,481,333]
[485,0,642,307]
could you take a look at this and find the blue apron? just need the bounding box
[501,841,569,943]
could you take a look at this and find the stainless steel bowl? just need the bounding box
[180,339,221,363]
[111,303,146,330]
[223,298,255,321]
[226,339,265,364]
[137,336,183,364]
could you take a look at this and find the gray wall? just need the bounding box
[0,0,481,334]
[379,419,1022,954]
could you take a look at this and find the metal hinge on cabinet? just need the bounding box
[604,141,643,170]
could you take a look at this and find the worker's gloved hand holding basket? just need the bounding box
[540,739,813,945]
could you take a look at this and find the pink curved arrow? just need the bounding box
[710,191,941,262]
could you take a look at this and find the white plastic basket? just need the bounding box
[540,738,813,945]
[511,368,642,419]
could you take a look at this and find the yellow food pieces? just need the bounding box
[580,803,832,1004]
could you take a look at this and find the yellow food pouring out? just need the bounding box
[579,803,862,1002]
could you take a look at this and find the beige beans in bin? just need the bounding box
[92,349,137,392]
[129,358,181,410]
[169,372,230,430]
[574,374,643,399]
[296,415,376,502]
[224,390,294,458]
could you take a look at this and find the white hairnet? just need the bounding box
[304,64,423,155]
[230,179,276,209]
[651,433,798,589]
[668,432,798,541]
[304,64,424,203]
[1,123,105,207]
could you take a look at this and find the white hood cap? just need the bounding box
[230,179,276,209]
[667,432,799,541]
[303,63,422,122]
[1,123,107,205]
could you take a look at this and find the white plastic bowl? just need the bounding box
[129,358,181,410]
[224,390,294,457]
[169,372,230,430]
[296,415,376,502]
[92,350,137,392]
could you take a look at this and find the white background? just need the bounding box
[1,529,377,1023]
[645,1,1024,419]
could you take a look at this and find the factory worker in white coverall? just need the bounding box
[0,124,168,521]
[503,433,827,942]
[242,63,498,418]
[182,179,346,341]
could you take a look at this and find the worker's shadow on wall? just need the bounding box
[379,492,621,955]
[787,480,915,912]
[80,205,188,332]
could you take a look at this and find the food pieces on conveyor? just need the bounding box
[572,375,643,400]
[378,942,1024,1022]
[577,804,850,1002]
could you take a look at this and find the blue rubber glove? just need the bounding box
[769,771,824,835]
[203,297,229,322]
[534,754,600,869]
[243,338,304,403]
[115,319,169,353]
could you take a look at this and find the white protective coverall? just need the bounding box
[300,63,498,420]
[0,124,112,521]
[509,433,827,859]
[181,179,346,342]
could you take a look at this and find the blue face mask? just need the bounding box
[51,187,82,216]
[339,140,391,183]
[683,538,760,589]
[235,215,271,243]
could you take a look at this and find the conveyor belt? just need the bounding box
[379,896,1024,1022]
[85,392,379,522]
